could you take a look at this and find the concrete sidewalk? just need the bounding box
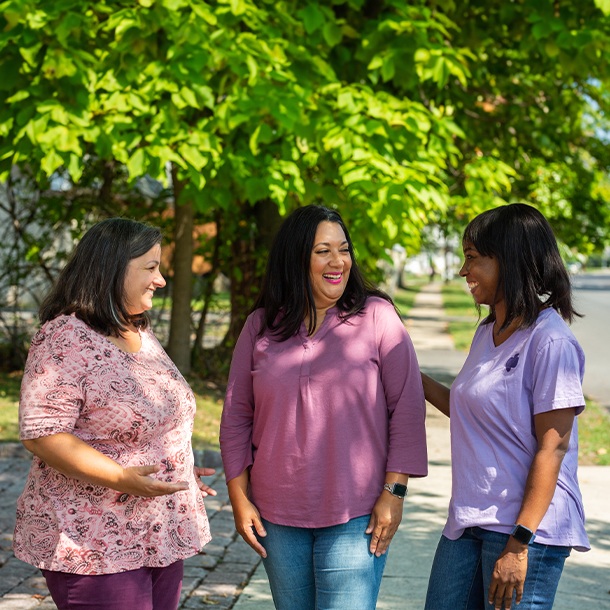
[0,283,608,609]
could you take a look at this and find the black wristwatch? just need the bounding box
[383,482,408,498]
[510,524,535,545]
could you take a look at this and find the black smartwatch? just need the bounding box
[510,524,535,545]
[383,482,408,498]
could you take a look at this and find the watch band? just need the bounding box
[510,524,535,545]
[383,482,408,498]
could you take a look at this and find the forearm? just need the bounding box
[227,469,251,504]
[385,472,409,486]
[23,433,131,492]
[513,446,567,534]
[421,373,450,417]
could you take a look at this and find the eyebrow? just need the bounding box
[314,240,349,248]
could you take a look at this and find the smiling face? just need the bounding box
[309,221,352,311]
[459,241,502,307]
[123,244,166,316]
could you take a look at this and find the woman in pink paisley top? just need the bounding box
[14,218,214,610]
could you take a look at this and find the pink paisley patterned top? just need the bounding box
[13,315,211,574]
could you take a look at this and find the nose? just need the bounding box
[329,252,344,267]
[459,261,467,277]
[154,271,166,288]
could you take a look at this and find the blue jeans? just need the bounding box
[258,515,387,610]
[425,528,571,610]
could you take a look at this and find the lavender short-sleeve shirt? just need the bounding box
[445,308,589,551]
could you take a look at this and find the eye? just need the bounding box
[315,249,330,254]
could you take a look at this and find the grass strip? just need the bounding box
[393,279,427,317]
[578,399,610,466]
[440,281,481,352]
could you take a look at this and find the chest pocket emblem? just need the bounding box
[505,353,520,372]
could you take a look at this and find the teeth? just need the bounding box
[467,282,478,291]
[323,273,341,279]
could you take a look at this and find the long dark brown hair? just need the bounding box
[39,218,163,337]
[253,205,394,340]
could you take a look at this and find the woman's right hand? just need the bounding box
[22,434,189,498]
[231,494,268,558]
[117,464,189,497]
[227,471,267,557]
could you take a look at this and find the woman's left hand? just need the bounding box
[193,467,217,497]
[365,492,404,557]
[488,539,529,610]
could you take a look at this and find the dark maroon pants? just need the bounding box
[41,560,183,610]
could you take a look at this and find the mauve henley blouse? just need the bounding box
[220,297,428,528]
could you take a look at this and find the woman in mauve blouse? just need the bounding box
[220,205,427,610]
[14,219,214,610]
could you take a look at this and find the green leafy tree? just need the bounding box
[2,0,610,374]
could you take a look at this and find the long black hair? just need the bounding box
[463,203,579,332]
[39,218,163,337]
[254,205,394,340]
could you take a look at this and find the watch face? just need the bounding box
[392,483,407,497]
[511,525,533,545]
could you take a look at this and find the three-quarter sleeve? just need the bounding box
[220,312,258,482]
[375,302,428,477]
[19,321,86,440]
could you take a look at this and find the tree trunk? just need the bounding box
[166,167,194,374]
[192,210,222,361]
[223,199,283,346]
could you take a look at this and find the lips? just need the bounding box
[467,282,478,293]
[323,273,342,284]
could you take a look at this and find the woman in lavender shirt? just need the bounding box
[422,204,589,610]
[220,205,427,610]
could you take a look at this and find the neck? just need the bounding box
[491,300,520,346]
[304,304,335,336]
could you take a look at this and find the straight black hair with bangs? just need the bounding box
[463,203,579,333]
[253,205,394,340]
[39,218,163,337]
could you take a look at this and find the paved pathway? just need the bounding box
[0,283,608,609]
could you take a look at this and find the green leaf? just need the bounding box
[381,56,395,82]
[595,0,610,15]
[246,55,258,85]
[544,40,560,57]
[297,5,325,34]
[191,84,215,108]
[532,20,552,40]
[556,31,573,49]
[127,148,147,178]
[249,123,274,155]
[191,1,218,24]
[230,0,247,15]
[180,86,200,108]
[432,57,449,88]
[68,154,83,182]
[41,150,64,176]
[245,177,269,202]
[179,143,208,170]
[19,43,43,68]
[323,22,342,46]
[6,90,29,104]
